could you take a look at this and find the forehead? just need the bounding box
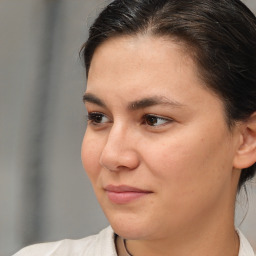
[90,35,192,66]
[87,35,221,109]
[89,35,198,84]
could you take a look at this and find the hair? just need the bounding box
[81,0,256,191]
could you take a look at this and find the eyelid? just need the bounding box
[86,111,173,129]
[142,114,174,127]
[87,111,111,125]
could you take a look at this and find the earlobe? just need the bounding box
[233,112,256,169]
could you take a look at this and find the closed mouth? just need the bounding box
[104,185,153,204]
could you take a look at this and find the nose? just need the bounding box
[99,125,140,172]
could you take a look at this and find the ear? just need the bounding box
[233,112,256,169]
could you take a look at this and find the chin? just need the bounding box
[102,210,138,236]
[111,222,148,240]
[106,212,156,240]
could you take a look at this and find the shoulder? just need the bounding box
[237,229,255,256]
[13,226,117,256]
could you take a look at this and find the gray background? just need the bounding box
[0,1,255,255]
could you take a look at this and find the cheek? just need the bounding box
[141,128,232,194]
[139,135,232,224]
[81,133,102,181]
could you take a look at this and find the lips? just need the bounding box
[104,185,152,204]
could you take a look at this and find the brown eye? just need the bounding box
[145,115,158,126]
[143,114,171,127]
[87,112,110,125]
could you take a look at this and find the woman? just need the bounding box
[14,0,256,255]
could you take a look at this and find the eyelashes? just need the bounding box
[87,112,173,127]
[142,114,171,126]
[87,112,110,125]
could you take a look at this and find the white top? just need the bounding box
[13,226,255,256]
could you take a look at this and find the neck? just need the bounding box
[125,198,239,256]
[126,223,239,256]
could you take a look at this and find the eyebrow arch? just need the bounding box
[83,93,185,110]
[128,96,185,110]
[83,93,106,107]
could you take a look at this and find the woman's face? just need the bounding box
[81,35,241,240]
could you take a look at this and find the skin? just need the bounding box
[81,35,243,256]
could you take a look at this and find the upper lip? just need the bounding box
[104,185,152,193]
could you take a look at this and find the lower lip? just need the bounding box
[106,191,151,204]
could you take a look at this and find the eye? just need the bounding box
[143,114,172,127]
[87,112,110,125]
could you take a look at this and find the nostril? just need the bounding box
[99,146,120,171]
[100,147,140,172]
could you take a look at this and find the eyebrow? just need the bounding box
[83,93,185,110]
[127,96,185,110]
[83,93,106,107]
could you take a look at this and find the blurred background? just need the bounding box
[0,0,255,255]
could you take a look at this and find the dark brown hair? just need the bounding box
[81,0,256,190]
